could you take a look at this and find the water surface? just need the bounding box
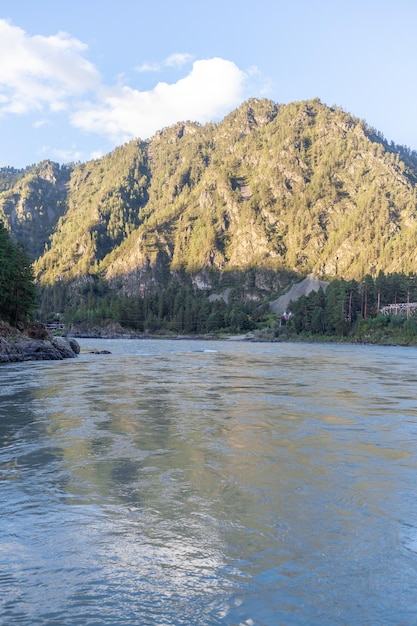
[1,339,417,624]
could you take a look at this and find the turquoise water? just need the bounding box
[1,339,417,625]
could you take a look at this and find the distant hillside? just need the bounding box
[2,97,417,311]
[0,161,70,259]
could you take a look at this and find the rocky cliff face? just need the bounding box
[0,161,71,259]
[0,334,80,363]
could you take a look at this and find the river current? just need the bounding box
[1,338,417,625]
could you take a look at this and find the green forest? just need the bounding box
[285,272,417,344]
[37,270,417,345]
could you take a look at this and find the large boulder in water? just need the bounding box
[51,336,80,358]
[67,337,81,354]
[0,334,80,363]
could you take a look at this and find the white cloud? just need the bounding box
[89,150,104,161]
[0,19,99,115]
[39,144,84,163]
[51,148,84,162]
[71,58,246,142]
[136,53,193,73]
[0,20,249,151]
[33,119,48,129]
[246,65,273,96]
[165,53,193,68]
[135,61,161,73]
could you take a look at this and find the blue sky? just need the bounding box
[1,0,416,168]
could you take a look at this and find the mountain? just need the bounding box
[2,98,417,312]
[0,161,71,259]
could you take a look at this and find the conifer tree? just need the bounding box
[0,222,36,324]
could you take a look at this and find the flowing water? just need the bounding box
[1,338,417,625]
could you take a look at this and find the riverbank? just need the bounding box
[0,322,80,364]
[51,317,417,347]
[65,321,256,341]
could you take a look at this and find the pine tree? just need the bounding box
[0,222,37,324]
[0,222,15,314]
[9,244,37,324]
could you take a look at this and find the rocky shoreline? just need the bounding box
[0,324,80,364]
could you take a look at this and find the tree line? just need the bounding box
[36,269,417,345]
[288,272,417,341]
[39,278,266,335]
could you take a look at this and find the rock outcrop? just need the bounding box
[269,274,330,314]
[0,333,80,364]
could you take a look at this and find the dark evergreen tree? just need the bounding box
[0,222,16,314]
[0,223,37,324]
[9,244,37,324]
[310,288,326,334]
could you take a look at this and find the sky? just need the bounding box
[1,0,416,168]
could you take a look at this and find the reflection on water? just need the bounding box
[1,339,417,624]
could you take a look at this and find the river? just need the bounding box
[1,338,417,625]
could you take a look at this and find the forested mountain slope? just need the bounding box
[0,161,71,259]
[2,98,417,301]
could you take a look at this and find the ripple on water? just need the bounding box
[2,339,417,624]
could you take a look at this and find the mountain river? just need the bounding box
[1,338,417,625]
